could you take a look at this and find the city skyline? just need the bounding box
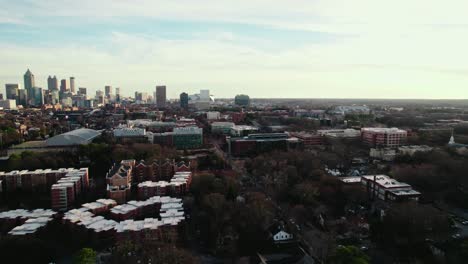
[1,1,468,99]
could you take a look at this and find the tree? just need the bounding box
[328,245,370,264]
[73,248,97,264]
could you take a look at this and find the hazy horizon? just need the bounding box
[1,0,468,99]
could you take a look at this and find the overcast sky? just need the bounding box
[1,0,468,99]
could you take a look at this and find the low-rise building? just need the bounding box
[227,133,300,156]
[113,127,149,143]
[0,99,17,110]
[207,111,221,120]
[173,127,203,149]
[360,175,420,202]
[230,125,259,137]
[211,122,235,134]
[317,129,361,138]
[290,132,324,147]
[398,145,433,156]
[370,148,396,161]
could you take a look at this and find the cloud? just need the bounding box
[1,0,468,99]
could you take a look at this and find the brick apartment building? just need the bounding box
[361,127,407,148]
[106,160,135,204]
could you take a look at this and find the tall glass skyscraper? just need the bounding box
[23,69,35,104]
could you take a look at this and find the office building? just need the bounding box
[172,127,203,149]
[5,84,19,102]
[234,94,250,106]
[23,69,35,104]
[105,85,112,99]
[361,127,407,148]
[180,92,188,109]
[156,85,166,108]
[211,122,235,134]
[135,92,149,103]
[230,125,259,137]
[31,87,44,106]
[60,79,67,92]
[47,76,58,90]
[78,87,87,96]
[18,89,27,106]
[317,129,361,138]
[115,87,120,102]
[227,133,300,156]
[113,127,149,143]
[200,89,210,101]
[290,132,324,147]
[207,111,220,120]
[69,77,75,94]
[0,99,17,110]
[360,175,420,202]
[335,105,371,115]
[96,90,104,104]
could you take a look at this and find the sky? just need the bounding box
[1,0,468,99]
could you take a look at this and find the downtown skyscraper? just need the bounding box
[47,76,58,90]
[156,85,166,108]
[70,77,75,94]
[23,69,35,104]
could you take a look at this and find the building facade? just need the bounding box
[180,92,189,109]
[361,128,407,148]
[156,86,166,108]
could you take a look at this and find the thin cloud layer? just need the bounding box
[1,0,468,98]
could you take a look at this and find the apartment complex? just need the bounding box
[0,168,89,193]
[137,171,192,200]
[133,159,191,183]
[106,160,135,204]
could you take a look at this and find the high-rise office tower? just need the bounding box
[60,79,67,92]
[47,76,53,90]
[70,77,75,94]
[156,85,166,108]
[24,69,35,104]
[180,92,189,110]
[5,84,19,101]
[96,90,104,104]
[105,85,112,98]
[115,87,121,102]
[78,87,87,96]
[31,87,44,106]
[18,89,27,106]
[47,76,58,90]
[200,89,210,101]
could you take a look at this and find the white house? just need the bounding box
[272,230,293,242]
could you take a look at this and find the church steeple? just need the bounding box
[449,129,456,145]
